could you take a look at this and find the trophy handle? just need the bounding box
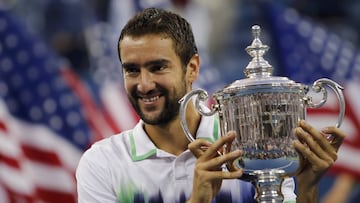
[179,89,218,142]
[304,78,345,128]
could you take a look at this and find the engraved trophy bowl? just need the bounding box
[179,25,346,203]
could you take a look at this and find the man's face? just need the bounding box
[119,34,190,125]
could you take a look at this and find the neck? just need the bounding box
[144,103,201,156]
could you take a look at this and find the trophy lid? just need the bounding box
[219,25,303,96]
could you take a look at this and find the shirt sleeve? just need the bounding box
[76,148,119,203]
[281,177,297,203]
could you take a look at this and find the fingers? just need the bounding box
[293,120,344,171]
[321,126,345,151]
[200,167,244,180]
[188,138,213,158]
[293,139,333,172]
[296,120,336,159]
[298,120,345,153]
[188,131,243,178]
[193,150,244,180]
[188,131,237,159]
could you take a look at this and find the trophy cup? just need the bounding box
[179,25,346,202]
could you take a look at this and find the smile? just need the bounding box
[141,95,160,103]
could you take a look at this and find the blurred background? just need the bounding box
[0,0,359,202]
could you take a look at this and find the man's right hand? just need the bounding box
[187,131,243,203]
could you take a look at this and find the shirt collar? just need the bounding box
[129,115,219,161]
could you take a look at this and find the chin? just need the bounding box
[142,113,175,125]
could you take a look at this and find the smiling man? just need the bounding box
[121,34,188,126]
[76,8,346,203]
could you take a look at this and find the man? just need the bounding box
[76,8,345,203]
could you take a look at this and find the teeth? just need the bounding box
[142,96,160,102]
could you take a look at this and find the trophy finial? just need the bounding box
[252,25,261,41]
[244,25,273,78]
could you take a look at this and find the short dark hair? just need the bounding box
[118,8,198,68]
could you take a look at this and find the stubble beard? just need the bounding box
[129,82,187,125]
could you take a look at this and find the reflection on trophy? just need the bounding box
[180,25,346,202]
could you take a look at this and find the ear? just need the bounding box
[186,54,200,84]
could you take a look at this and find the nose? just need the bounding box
[137,70,155,94]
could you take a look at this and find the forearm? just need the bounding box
[296,184,318,203]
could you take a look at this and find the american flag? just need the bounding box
[266,3,360,179]
[0,8,137,203]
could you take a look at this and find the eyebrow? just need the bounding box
[122,62,138,70]
[122,59,170,69]
[144,59,170,67]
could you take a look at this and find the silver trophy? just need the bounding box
[179,25,345,202]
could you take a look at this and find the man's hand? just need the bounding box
[293,120,345,203]
[187,131,243,203]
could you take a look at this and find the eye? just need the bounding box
[123,65,140,76]
[150,64,166,72]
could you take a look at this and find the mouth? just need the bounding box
[141,95,161,104]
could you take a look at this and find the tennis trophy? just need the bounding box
[179,25,345,202]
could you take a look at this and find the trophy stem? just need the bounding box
[252,169,285,203]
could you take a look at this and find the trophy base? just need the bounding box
[241,169,286,203]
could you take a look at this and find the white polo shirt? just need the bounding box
[76,115,296,203]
